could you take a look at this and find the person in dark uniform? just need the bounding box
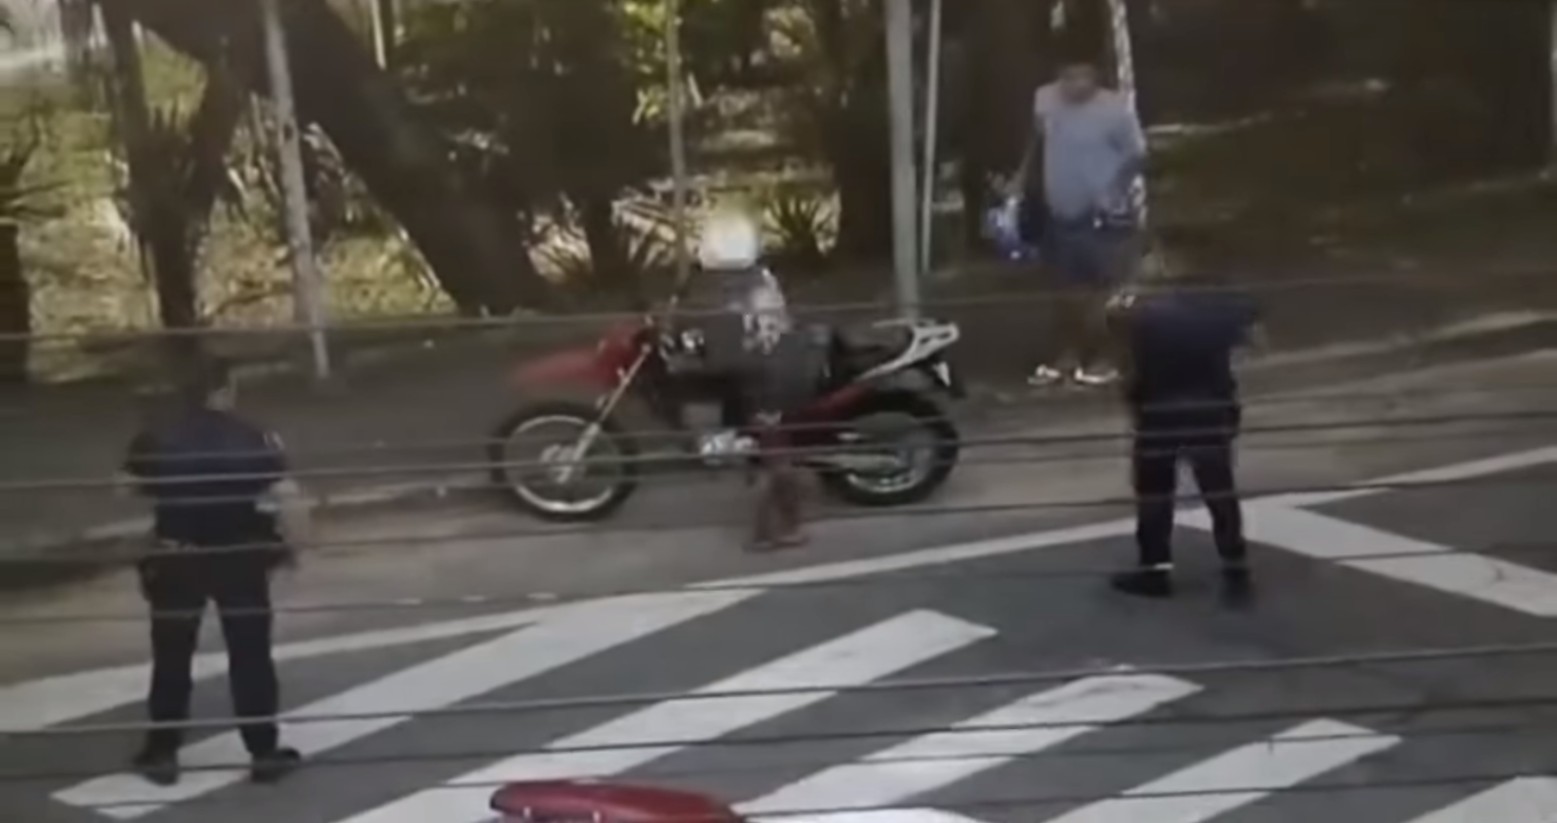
[120,358,305,786]
[1107,230,1261,603]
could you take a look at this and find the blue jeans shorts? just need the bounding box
[1044,217,1139,288]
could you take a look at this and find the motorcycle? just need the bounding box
[491,780,742,823]
[488,311,965,522]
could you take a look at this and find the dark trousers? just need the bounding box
[718,376,748,429]
[1132,407,1247,568]
[140,556,280,757]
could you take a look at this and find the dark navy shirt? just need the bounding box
[1127,288,1259,409]
[124,408,287,547]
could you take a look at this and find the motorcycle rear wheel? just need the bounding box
[488,401,639,522]
[819,392,959,507]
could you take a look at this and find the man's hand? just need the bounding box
[113,471,140,498]
[267,477,315,556]
[1243,322,1271,355]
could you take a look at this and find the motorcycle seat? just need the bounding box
[829,325,911,377]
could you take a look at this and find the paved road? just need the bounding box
[5,354,1557,823]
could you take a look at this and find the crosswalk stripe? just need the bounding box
[1404,777,1557,822]
[1036,719,1399,823]
[52,590,750,820]
[328,609,996,823]
[1266,444,1557,509]
[741,671,1201,820]
[0,606,570,735]
[763,810,983,823]
[1203,505,1557,617]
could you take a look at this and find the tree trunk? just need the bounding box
[182,59,248,265]
[102,2,201,367]
[0,225,28,384]
[832,128,893,260]
[577,195,628,290]
[126,0,551,315]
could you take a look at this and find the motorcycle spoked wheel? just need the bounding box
[817,392,960,507]
[488,401,640,522]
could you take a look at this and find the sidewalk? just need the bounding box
[3,274,1557,562]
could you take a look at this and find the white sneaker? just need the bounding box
[1027,365,1066,387]
[698,431,735,458]
[1072,367,1120,387]
[698,430,756,459]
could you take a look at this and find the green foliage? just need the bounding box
[228,110,390,252]
[0,136,57,228]
[399,0,660,210]
[761,185,835,270]
[537,197,675,289]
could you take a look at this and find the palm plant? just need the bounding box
[0,138,55,384]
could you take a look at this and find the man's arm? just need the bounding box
[1230,294,1267,362]
[269,477,314,556]
[1008,87,1048,198]
[1106,103,1148,209]
[255,432,314,555]
[1010,129,1039,198]
[117,431,157,497]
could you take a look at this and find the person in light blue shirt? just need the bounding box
[1011,43,1147,387]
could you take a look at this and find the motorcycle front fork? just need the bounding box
[558,349,649,484]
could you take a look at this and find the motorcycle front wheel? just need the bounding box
[488,401,639,521]
[819,392,960,507]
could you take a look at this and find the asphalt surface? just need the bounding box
[4,352,1557,823]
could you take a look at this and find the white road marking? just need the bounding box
[1404,777,1557,822]
[761,810,984,823]
[742,671,1200,820]
[12,445,1557,737]
[1037,719,1398,823]
[709,521,1136,589]
[0,605,564,734]
[328,610,995,823]
[52,590,751,820]
[1266,445,1557,508]
[1204,505,1557,617]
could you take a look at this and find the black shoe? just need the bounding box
[132,748,180,787]
[1221,565,1254,608]
[249,747,302,785]
[1110,568,1174,599]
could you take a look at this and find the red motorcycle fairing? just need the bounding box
[513,322,644,391]
[490,780,742,823]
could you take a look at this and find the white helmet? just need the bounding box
[697,211,761,271]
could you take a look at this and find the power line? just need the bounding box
[6,263,1554,344]
[7,467,1555,571]
[3,712,1549,787]
[13,377,1557,466]
[59,769,1557,815]
[13,639,1557,738]
[16,524,1557,625]
[9,406,1554,497]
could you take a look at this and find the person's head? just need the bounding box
[697,209,762,273]
[1053,44,1102,104]
[177,356,238,411]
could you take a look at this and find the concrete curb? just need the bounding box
[7,310,1557,563]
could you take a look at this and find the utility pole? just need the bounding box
[368,0,397,69]
[260,0,331,381]
[885,0,920,317]
[1549,0,1557,162]
[1104,0,1147,225]
[666,0,692,288]
[918,0,944,278]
